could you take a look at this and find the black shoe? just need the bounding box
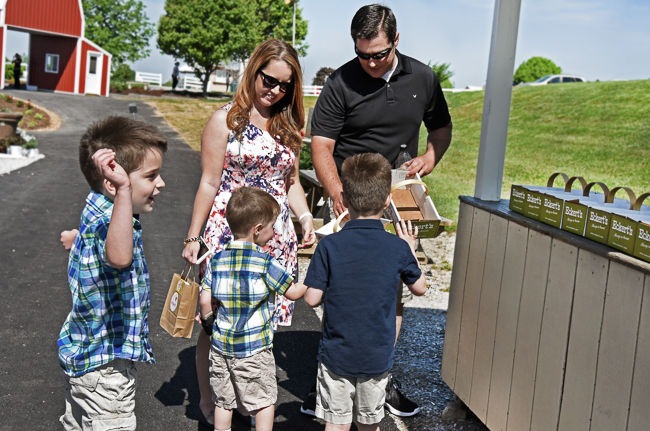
[385,374,421,417]
[300,384,317,416]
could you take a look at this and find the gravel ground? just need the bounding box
[298,232,489,431]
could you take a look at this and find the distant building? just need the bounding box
[0,0,112,96]
[179,61,244,92]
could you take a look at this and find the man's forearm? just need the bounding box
[311,137,343,199]
[426,121,453,167]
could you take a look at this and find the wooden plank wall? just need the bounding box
[441,201,650,431]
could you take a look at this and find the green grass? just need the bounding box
[418,80,650,227]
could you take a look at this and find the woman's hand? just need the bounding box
[182,241,201,264]
[298,216,316,248]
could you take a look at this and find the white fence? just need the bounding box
[303,85,323,96]
[183,76,203,91]
[135,71,162,86]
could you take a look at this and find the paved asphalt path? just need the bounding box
[0,90,402,431]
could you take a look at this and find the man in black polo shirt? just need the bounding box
[305,3,453,418]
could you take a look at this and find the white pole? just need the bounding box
[292,2,296,47]
[473,0,522,201]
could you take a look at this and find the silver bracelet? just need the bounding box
[298,213,313,223]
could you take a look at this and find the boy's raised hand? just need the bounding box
[92,149,130,191]
[395,219,418,252]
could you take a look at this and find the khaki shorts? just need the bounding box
[315,362,389,425]
[60,359,138,431]
[209,347,277,412]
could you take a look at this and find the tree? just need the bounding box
[82,0,155,69]
[256,0,309,57]
[111,63,136,82]
[428,61,454,88]
[312,67,334,86]
[157,0,260,97]
[514,57,561,84]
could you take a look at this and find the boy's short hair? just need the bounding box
[341,153,391,216]
[79,115,167,192]
[226,187,281,237]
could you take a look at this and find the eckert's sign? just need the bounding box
[612,219,634,236]
[589,211,609,225]
[565,207,583,218]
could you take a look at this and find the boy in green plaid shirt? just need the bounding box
[57,116,167,431]
[199,187,307,431]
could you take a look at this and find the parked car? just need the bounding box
[519,75,586,86]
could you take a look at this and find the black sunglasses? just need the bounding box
[258,70,292,93]
[354,42,394,60]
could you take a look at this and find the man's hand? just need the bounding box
[403,153,435,177]
[92,149,131,192]
[332,193,348,218]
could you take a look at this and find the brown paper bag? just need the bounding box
[160,264,200,338]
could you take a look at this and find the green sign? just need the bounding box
[585,208,611,244]
[509,185,527,214]
[607,214,637,254]
[524,190,543,220]
[561,201,587,235]
[633,223,650,263]
[384,220,441,239]
[539,195,564,229]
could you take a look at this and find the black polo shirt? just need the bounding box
[303,219,421,377]
[311,50,451,171]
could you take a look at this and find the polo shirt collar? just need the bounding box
[341,218,386,231]
[393,50,412,75]
[227,240,263,252]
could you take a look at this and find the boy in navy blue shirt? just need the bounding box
[303,153,426,430]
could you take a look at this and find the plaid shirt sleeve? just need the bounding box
[263,255,294,296]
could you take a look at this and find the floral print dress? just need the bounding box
[201,103,298,327]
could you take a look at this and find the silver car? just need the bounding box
[519,74,586,86]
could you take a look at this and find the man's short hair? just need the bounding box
[226,187,281,238]
[350,4,397,43]
[341,153,392,216]
[79,115,167,193]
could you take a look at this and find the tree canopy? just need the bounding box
[82,0,154,68]
[514,57,562,84]
[312,67,334,86]
[157,0,309,96]
[158,0,260,96]
[428,61,454,89]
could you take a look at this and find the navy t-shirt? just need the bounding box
[304,219,422,377]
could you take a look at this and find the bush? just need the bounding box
[299,142,313,170]
[16,100,24,107]
[514,57,562,84]
[23,138,37,149]
[28,120,36,128]
[25,109,33,115]
[0,135,26,147]
[110,81,128,93]
[111,63,136,82]
[35,113,43,120]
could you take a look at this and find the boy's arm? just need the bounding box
[199,289,213,318]
[283,281,308,301]
[304,286,325,307]
[93,149,133,269]
[395,220,427,296]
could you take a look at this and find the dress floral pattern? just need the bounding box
[201,103,297,327]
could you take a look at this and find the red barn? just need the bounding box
[0,0,111,96]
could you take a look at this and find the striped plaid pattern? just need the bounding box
[58,191,155,377]
[202,241,293,358]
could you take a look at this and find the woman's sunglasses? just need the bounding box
[354,42,394,61]
[258,70,292,93]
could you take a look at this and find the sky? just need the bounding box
[6,0,650,89]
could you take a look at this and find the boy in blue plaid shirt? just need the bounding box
[199,187,307,431]
[57,116,167,431]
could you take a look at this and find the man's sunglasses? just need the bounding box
[258,70,292,93]
[354,42,394,61]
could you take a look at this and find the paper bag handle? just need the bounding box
[179,263,196,284]
[633,192,650,211]
[564,176,587,193]
[390,179,429,194]
[583,181,610,200]
[333,210,349,233]
[546,172,569,188]
[607,186,636,210]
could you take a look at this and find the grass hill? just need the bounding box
[421,79,650,226]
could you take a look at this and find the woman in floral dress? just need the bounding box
[182,39,316,427]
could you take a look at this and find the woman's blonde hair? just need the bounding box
[227,39,305,153]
